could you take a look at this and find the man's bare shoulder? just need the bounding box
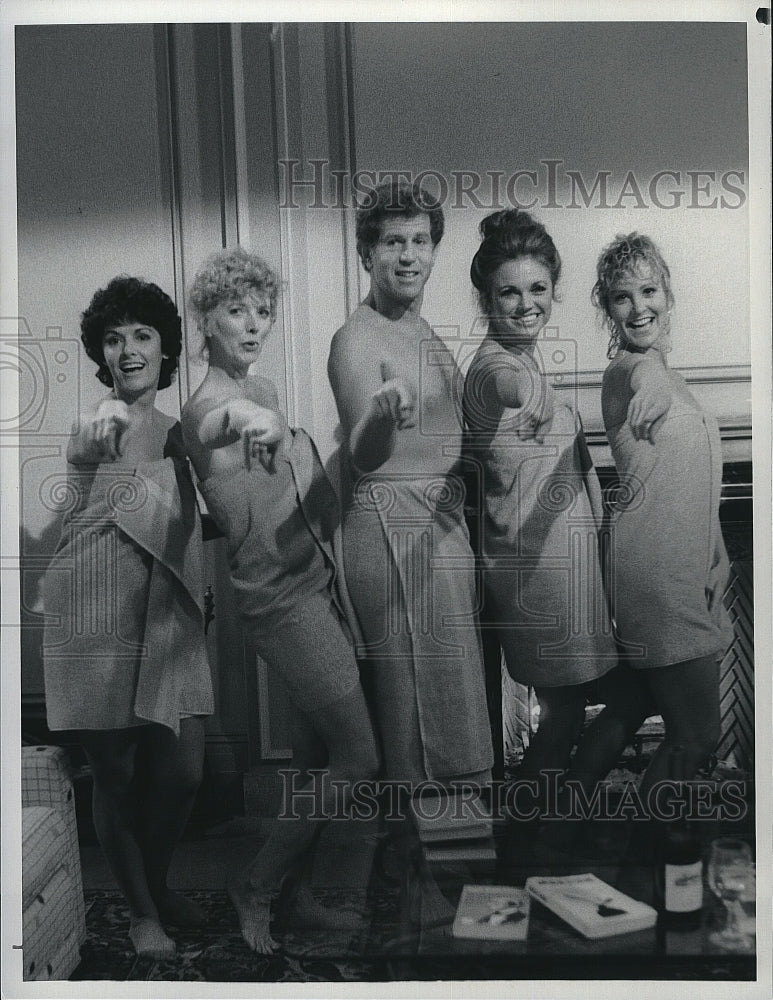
[330,305,383,364]
[334,304,382,341]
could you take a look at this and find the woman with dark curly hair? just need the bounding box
[43,277,214,959]
[464,210,649,818]
[594,233,733,796]
[183,247,379,954]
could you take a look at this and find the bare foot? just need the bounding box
[128,916,176,959]
[227,875,278,954]
[154,888,207,928]
[289,885,365,931]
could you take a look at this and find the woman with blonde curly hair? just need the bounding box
[594,232,733,797]
[182,246,378,954]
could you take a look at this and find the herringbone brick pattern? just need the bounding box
[718,558,754,771]
[503,556,755,774]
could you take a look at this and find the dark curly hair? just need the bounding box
[470,209,561,314]
[355,178,445,266]
[80,277,182,389]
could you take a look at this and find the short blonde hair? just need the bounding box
[189,247,280,328]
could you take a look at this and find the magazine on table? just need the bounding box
[452,884,531,941]
[525,873,657,939]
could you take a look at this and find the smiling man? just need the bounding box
[328,179,493,791]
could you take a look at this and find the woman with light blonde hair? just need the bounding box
[594,232,733,796]
[183,246,379,954]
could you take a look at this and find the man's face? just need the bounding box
[366,213,437,307]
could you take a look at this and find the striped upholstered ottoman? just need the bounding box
[21,745,86,981]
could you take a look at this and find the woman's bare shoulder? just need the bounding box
[246,372,281,408]
[470,338,534,376]
[603,349,643,383]
[182,373,230,429]
[186,370,239,406]
[155,409,177,432]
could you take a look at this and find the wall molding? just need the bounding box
[552,363,752,392]
[270,23,302,430]
[584,421,752,448]
[153,25,189,408]
[340,23,363,314]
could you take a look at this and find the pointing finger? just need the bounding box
[113,419,126,458]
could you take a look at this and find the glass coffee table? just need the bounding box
[307,813,758,982]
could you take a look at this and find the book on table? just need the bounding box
[525,873,657,939]
[423,836,497,863]
[452,884,530,940]
[412,789,493,843]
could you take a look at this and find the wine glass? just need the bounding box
[707,838,754,952]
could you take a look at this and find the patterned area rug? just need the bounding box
[75,884,515,982]
[74,889,398,982]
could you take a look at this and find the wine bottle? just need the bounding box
[653,745,703,928]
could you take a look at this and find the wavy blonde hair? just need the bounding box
[189,246,280,329]
[592,233,674,358]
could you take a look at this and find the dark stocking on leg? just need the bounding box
[565,665,654,800]
[80,729,175,958]
[136,717,207,928]
[638,655,721,804]
[516,685,587,814]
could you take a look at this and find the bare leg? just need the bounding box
[278,708,364,931]
[80,729,175,959]
[136,717,207,928]
[288,704,328,785]
[229,684,379,953]
[284,856,365,931]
